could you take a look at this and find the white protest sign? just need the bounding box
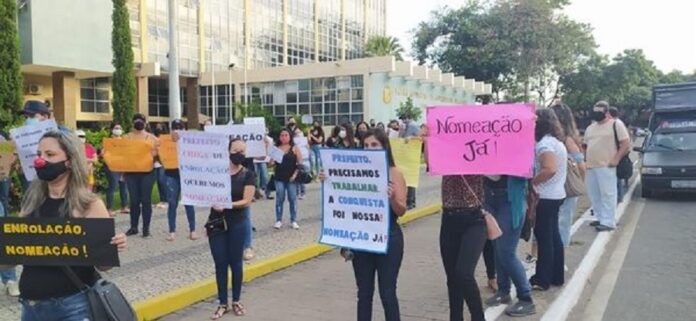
[9,120,59,181]
[318,149,391,253]
[243,117,266,126]
[269,146,284,163]
[177,131,233,208]
[205,124,266,158]
[293,137,310,165]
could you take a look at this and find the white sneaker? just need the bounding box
[6,281,19,297]
[273,221,282,229]
[291,222,300,230]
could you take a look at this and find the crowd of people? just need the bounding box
[0,98,633,321]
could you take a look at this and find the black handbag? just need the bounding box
[204,214,228,236]
[62,267,137,321]
[613,122,633,179]
[267,174,276,191]
[295,165,313,184]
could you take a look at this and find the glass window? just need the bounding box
[338,102,350,113]
[299,104,310,115]
[80,78,110,114]
[311,103,322,115]
[287,104,298,115]
[351,88,363,101]
[287,92,297,103]
[299,91,310,103]
[351,102,363,113]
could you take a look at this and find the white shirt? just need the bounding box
[534,135,568,200]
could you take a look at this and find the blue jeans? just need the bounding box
[352,226,404,321]
[0,178,10,215]
[209,219,246,305]
[254,163,270,197]
[166,176,196,233]
[243,207,253,249]
[586,167,617,228]
[0,198,17,284]
[155,167,168,203]
[558,196,578,247]
[485,187,532,301]
[275,180,298,222]
[125,171,156,233]
[310,145,322,174]
[298,164,309,196]
[105,165,129,210]
[531,199,565,288]
[20,291,91,321]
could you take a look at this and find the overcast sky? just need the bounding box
[387,0,696,73]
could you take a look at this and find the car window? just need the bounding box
[648,132,696,151]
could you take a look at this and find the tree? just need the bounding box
[365,36,404,61]
[0,0,23,134]
[395,97,422,122]
[111,0,136,131]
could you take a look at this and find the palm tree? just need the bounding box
[364,36,404,61]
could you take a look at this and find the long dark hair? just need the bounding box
[535,109,563,142]
[311,121,325,137]
[361,128,396,167]
[340,123,356,148]
[551,104,580,144]
[275,128,295,147]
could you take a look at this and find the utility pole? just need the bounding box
[167,0,181,120]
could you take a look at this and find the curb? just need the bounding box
[133,201,443,321]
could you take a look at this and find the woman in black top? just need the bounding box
[308,121,325,174]
[355,121,370,146]
[9,131,127,321]
[209,138,256,319]
[269,129,303,229]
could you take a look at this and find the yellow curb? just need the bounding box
[133,201,442,321]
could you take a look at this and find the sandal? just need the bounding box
[231,302,246,316]
[211,305,229,320]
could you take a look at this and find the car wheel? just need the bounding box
[641,187,653,198]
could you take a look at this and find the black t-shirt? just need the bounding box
[275,149,298,182]
[208,169,256,224]
[19,198,100,300]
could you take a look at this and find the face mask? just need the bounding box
[112,129,123,136]
[34,158,69,182]
[79,137,86,143]
[229,153,246,165]
[26,118,40,126]
[338,131,347,139]
[288,123,296,128]
[591,111,606,122]
[134,120,145,131]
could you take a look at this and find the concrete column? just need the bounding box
[186,78,200,129]
[136,77,149,116]
[51,71,78,129]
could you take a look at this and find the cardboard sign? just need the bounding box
[9,120,59,181]
[0,217,119,266]
[294,137,310,165]
[318,149,391,254]
[158,134,179,169]
[426,104,536,177]
[177,131,233,208]
[205,124,267,158]
[102,138,154,172]
[0,142,17,179]
[389,138,422,188]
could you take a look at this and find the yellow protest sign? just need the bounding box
[158,135,179,169]
[102,138,154,172]
[0,142,17,179]
[389,138,423,188]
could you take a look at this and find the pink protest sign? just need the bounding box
[426,104,536,177]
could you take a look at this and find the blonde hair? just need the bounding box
[21,131,97,218]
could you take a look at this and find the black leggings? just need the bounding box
[440,208,487,321]
[483,240,496,280]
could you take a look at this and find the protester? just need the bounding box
[326,128,407,321]
[325,126,341,148]
[294,128,311,200]
[399,116,420,210]
[584,101,630,231]
[552,104,586,247]
[355,121,370,146]
[387,120,400,139]
[165,120,199,242]
[12,130,126,321]
[377,122,386,131]
[269,129,303,229]
[529,109,568,291]
[17,101,58,191]
[440,174,487,321]
[369,118,377,128]
[75,130,97,192]
[103,122,129,216]
[483,176,536,316]
[0,135,18,297]
[287,117,298,133]
[208,138,255,319]
[152,125,169,210]
[308,120,325,175]
[608,106,630,202]
[124,113,160,238]
[254,129,274,200]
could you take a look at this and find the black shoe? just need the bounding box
[589,220,600,227]
[125,228,138,236]
[485,293,512,307]
[505,300,536,317]
[529,276,549,291]
[142,231,152,238]
[595,224,615,232]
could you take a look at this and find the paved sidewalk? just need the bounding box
[0,170,441,321]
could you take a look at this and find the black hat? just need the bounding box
[133,113,146,122]
[20,100,50,115]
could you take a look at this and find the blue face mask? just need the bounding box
[26,118,40,126]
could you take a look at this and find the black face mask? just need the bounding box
[591,111,606,122]
[229,153,246,165]
[134,121,145,131]
[36,160,69,182]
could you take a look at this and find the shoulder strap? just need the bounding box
[460,176,483,207]
[612,121,619,151]
[61,266,90,290]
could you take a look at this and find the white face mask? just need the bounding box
[79,137,86,143]
[112,128,123,136]
[338,131,347,139]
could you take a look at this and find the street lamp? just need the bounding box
[228,62,235,122]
